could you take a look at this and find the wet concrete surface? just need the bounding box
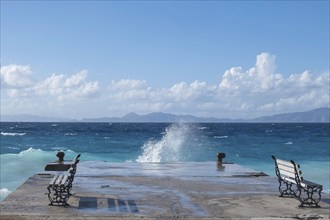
[1,162,329,219]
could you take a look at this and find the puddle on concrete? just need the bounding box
[107,198,116,211]
[177,192,208,217]
[117,199,128,212]
[78,197,97,210]
[127,199,139,213]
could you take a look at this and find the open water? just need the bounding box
[1,122,329,201]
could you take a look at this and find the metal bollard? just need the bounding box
[217,152,226,164]
[56,151,65,163]
[217,152,226,171]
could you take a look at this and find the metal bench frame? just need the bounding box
[272,155,323,207]
[47,155,80,206]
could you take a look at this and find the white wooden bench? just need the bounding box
[47,156,80,206]
[272,155,323,207]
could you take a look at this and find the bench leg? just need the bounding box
[278,179,299,198]
[47,185,70,206]
[298,186,322,208]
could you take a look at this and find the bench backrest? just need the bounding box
[72,154,81,165]
[67,159,79,183]
[272,155,303,184]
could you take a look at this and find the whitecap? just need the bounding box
[1,132,26,136]
[7,147,20,150]
[50,148,76,155]
[51,147,68,151]
[214,136,228,139]
[198,127,208,130]
[64,133,77,136]
[285,142,293,145]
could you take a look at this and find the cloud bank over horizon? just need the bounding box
[1,53,329,119]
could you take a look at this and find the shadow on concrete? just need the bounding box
[78,197,139,213]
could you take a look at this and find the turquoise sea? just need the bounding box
[1,122,329,201]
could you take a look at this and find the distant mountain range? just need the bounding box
[1,107,329,123]
[80,112,229,123]
[248,107,329,123]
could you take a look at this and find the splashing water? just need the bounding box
[136,123,190,162]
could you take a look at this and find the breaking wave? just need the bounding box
[136,123,191,163]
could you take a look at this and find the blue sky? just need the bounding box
[1,1,329,119]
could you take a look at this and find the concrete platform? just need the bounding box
[1,162,329,219]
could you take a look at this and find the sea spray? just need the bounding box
[136,123,191,162]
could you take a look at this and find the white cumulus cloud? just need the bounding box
[1,66,100,115]
[1,52,329,118]
[0,64,33,88]
[220,53,284,93]
[109,79,151,100]
[217,53,329,116]
[99,53,329,117]
[34,70,99,100]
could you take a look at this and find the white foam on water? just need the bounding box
[198,126,208,130]
[1,132,26,136]
[214,135,228,139]
[136,123,190,163]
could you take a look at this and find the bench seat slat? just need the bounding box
[283,176,296,184]
[49,175,58,186]
[55,175,64,186]
[300,180,323,188]
[61,175,68,185]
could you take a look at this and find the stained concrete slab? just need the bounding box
[1,162,329,219]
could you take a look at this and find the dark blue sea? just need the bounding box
[1,122,329,200]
